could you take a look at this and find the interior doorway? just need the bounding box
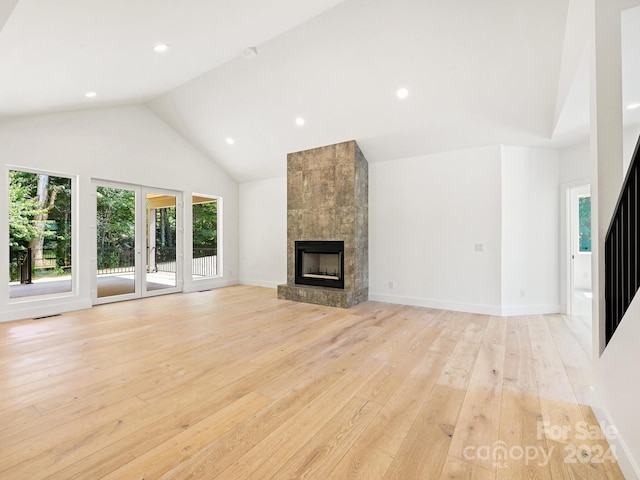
[568,184,592,317]
[92,181,182,304]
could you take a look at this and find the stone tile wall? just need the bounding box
[277,140,368,308]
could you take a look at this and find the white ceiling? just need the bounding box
[1,0,640,183]
[0,0,345,114]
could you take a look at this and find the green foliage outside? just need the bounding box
[96,187,135,269]
[9,171,45,248]
[10,179,219,279]
[192,200,217,251]
[96,191,218,268]
[8,170,72,281]
[579,196,591,252]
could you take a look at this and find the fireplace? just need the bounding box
[277,140,368,308]
[295,241,344,289]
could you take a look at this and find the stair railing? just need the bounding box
[605,135,640,345]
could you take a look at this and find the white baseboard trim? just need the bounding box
[2,297,92,323]
[238,279,282,289]
[591,395,640,480]
[499,304,561,316]
[368,293,503,316]
[183,278,238,293]
[369,293,560,317]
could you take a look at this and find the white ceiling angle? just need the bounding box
[5,0,637,184]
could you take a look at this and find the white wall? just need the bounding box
[368,145,503,314]
[595,291,640,478]
[239,176,287,288]
[559,125,640,184]
[560,141,590,184]
[557,129,637,314]
[558,143,590,314]
[624,124,640,173]
[238,144,562,316]
[589,3,640,477]
[500,146,560,315]
[0,105,239,322]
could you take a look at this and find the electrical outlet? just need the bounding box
[389,281,395,289]
[475,243,484,252]
[520,290,526,298]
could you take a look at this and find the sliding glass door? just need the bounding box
[93,181,181,304]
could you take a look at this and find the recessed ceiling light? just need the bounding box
[295,117,305,126]
[85,91,97,98]
[396,88,409,99]
[627,102,640,110]
[153,43,169,53]
[226,137,235,145]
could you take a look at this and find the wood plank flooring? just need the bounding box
[0,285,624,479]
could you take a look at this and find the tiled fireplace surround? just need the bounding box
[277,140,369,308]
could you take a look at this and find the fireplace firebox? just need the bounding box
[295,241,344,289]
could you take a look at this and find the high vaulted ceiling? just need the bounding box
[2,0,640,182]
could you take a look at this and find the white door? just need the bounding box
[92,181,182,304]
[569,184,592,316]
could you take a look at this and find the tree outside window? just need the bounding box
[8,170,72,295]
[192,195,218,278]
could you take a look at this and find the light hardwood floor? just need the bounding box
[0,285,624,479]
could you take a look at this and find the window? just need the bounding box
[9,169,73,298]
[192,195,219,279]
[578,196,591,253]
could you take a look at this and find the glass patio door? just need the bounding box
[93,182,181,304]
[145,190,179,295]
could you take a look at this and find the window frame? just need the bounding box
[7,166,78,302]
[191,193,222,281]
